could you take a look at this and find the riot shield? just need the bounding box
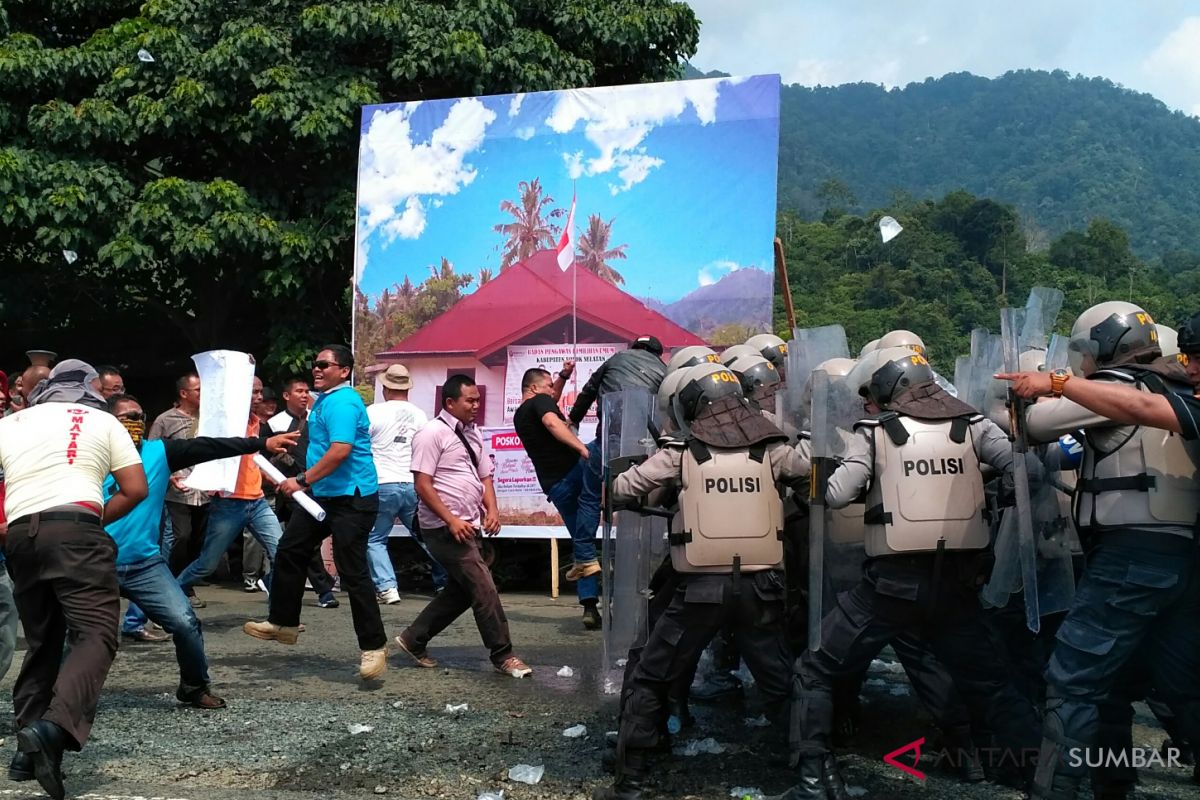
[600,388,668,687]
[807,369,865,652]
[958,329,1003,415]
[781,325,850,440]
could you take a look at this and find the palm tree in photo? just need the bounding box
[494,178,562,269]
[577,213,627,285]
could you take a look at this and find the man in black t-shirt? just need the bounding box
[513,364,601,629]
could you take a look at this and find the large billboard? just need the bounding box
[352,75,781,524]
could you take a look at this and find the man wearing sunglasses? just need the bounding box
[244,346,387,681]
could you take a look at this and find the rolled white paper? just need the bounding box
[253,454,327,521]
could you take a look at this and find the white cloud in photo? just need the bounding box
[514,126,536,140]
[563,151,585,180]
[355,97,497,280]
[698,259,741,287]
[547,78,726,193]
[1143,17,1200,116]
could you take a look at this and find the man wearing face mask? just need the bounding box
[86,394,298,717]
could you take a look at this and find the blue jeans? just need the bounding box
[369,483,417,592]
[177,497,282,592]
[547,455,600,604]
[118,555,210,693]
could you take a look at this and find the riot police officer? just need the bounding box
[782,349,1040,799]
[596,363,807,800]
[1019,302,1200,800]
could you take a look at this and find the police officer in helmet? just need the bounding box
[1019,301,1200,800]
[781,349,1040,799]
[595,363,807,800]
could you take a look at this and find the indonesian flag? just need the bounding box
[556,193,576,272]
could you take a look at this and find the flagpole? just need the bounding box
[571,181,578,360]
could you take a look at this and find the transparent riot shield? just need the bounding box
[599,388,668,689]
[959,330,1004,415]
[781,325,850,440]
[807,369,865,652]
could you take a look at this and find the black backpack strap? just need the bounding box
[687,437,712,464]
[748,443,767,463]
[879,412,909,446]
[1078,475,1156,493]
[949,416,969,444]
[864,503,893,526]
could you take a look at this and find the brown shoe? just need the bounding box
[360,647,388,680]
[176,687,227,709]
[495,656,533,678]
[565,560,601,581]
[394,634,437,668]
[122,628,171,643]
[242,620,299,645]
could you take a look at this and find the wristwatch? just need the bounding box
[1050,369,1071,398]
[296,472,310,488]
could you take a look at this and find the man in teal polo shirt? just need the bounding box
[244,345,386,681]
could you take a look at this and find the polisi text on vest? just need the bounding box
[902,458,965,477]
[704,476,763,493]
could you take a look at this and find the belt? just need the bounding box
[8,510,102,528]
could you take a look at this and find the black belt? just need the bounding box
[8,510,102,528]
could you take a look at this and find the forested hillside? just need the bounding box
[776,70,1200,257]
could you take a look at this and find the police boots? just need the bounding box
[772,754,850,800]
[594,749,648,800]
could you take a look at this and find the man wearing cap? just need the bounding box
[365,364,433,604]
[566,337,666,582]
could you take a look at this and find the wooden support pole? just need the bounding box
[550,538,560,599]
[774,237,796,332]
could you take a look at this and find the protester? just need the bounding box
[395,374,532,678]
[148,373,209,607]
[366,364,437,604]
[0,360,148,800]
[243,345,386,681]
[95,366,124,399]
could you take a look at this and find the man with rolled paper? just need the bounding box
[244,345,386,681]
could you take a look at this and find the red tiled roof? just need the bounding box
[378,249,705,359]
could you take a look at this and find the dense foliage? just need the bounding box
[775,191,1200,363]
[0,0,699,386]
[778,70,1200,257]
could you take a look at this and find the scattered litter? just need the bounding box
[667,715,682,735]
[743,715,770,728]
[373,787,388,795]
[676,737,725,756]
[730,788,764,800]
[391,701,403,709]
[507,764,544,785]
[347,723,374,735]
[603,678,620,695]
[477,792,505,800]
[888,685,911,697]
[870,659,905,674]
[562,724,587,738]
[137,48,155,63]
[444,703,469,714]
[606,731,618,737]
[506,711,525,718]
[62,250,77,264]
[339,762,350,771]
[615,658,628,667]
[847,787,868,797]
[556,665,575,677]
[879,215,903,243]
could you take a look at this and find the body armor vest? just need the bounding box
[1075,369,1200,537]
[672,440,784,574]
[860,413,990,557]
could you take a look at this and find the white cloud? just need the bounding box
[698,259,741,287]
[508,93,525,118]
[547,78,727,193]
[514,125,536,140]
[1143,17,1200,117]
[356,97,498,275]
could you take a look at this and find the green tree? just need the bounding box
[494,177,561,270]
[0,0,700,375]
[576,213,627,285]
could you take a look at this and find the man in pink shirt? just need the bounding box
[394,374,531,678]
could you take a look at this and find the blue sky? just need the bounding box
[355,75,779,304]
[686,1,1200,116]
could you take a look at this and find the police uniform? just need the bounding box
[597,394,807,800]
[1024,364,1200,799]
[784,380,1041,799]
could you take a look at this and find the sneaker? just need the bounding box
[565,560,601,581]
[256,578,269,594]
[360,647,387,680]
[243,579,260,593]
[581,604,602,630]
[376,588,401,605]
[494,656,533,678]
[242,620,300,645]
[188,594,206,609]
[394,634,437,668]
[317,592,340,609]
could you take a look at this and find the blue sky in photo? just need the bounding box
[355,74,780,305]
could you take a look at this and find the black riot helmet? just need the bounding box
[866,351,936,408]
[674,363,745,426]
[727,354,782,401]
[1178,312,1200,358]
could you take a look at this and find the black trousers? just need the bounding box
[617,570,792,772]
[275,496,337,594]
[268,493,385,651]
[6,513,120,749]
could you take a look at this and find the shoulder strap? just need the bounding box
[879,412,909,446]
[687,437,712,464]
[949,416,969,444]
[439,417,480,470]
[748,443,767,463]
